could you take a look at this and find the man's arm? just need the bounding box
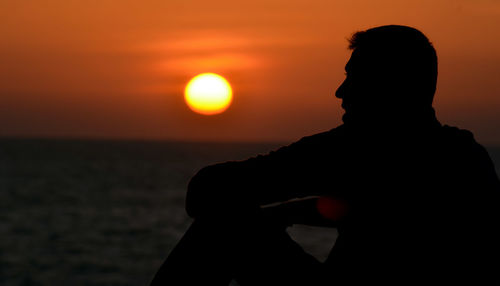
[185,126,351,219]
[260,196,349,228]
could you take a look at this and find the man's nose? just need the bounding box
[335,79,347,99]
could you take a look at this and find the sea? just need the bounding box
[1,138,499,286]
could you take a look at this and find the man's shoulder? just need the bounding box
[440,125,475,141]
[295,125,347,145]
[438,125,484,151]
[438,124,494,163]
[268,125,347,157]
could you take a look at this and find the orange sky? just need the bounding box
[1,0,499,144]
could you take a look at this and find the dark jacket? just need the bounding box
[186,117,500,284]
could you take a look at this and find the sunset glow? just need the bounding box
[184,73,233,115]
[1,1,500,143]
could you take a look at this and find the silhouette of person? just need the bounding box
[150,25,500,285]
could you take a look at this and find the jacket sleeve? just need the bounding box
[185,127,349,218]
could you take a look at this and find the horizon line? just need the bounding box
[1,135,500,149]
[0,135,288,145]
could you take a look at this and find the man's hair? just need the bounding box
[348,25,438,106]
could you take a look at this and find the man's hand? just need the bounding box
[260,197,348,228]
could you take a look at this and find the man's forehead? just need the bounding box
[345,49,365,72]
[345,53,356,71]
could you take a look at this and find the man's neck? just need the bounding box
[343,107,441,134]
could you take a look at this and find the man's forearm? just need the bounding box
[184,131,346,219]
[261,197,343,228]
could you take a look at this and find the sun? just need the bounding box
[184,73,233,115]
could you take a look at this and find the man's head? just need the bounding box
[336,25,438,125]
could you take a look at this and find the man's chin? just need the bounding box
[342,112,353,124]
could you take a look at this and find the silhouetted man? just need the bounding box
[151,25,500,285]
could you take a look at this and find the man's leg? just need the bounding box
[150,218,233,285]
[150,211,323,286]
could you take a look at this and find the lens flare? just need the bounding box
[316,196,349,221]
